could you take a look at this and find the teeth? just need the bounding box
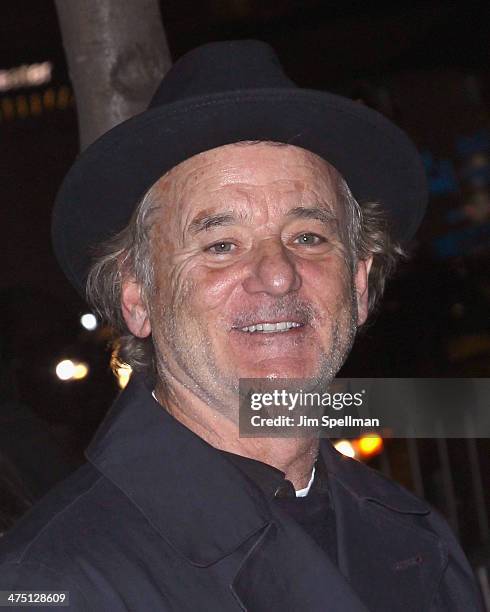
[239,321,302,333]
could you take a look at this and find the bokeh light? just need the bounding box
[116,363,132,389]
[334,439,357,459]
[56,359,89,381]
[356,434,383,457]
[56,359,75,380]
[80,313,97,330]
[72,363,89,380]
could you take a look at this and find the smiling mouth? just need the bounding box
[237,321,304,333]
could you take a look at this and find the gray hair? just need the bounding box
[86,164,405,376]
[85,185,160,374]
[336,180,405,315]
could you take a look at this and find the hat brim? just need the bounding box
[52,88,427,296]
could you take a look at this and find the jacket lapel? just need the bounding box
[321,441,447,611]
[232,518,369,611]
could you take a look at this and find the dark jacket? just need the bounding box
[0,376,483,611]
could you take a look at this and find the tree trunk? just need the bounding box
[55,0,171,150]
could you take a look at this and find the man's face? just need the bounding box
[123,142,370,411]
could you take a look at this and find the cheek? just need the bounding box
[303,256,351,291]
[185,264,243,313]
[301,259,354,315]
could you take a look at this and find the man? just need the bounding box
[0,40,482,611]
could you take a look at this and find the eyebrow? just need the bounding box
[187,205,336,236]
[285,206,337,227]
[188,211,246,236]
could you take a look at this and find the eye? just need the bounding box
[206,241,236,254]
[294,233,325,246]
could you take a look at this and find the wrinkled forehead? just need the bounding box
[149,141,347,226]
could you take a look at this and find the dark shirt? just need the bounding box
[220,450,338,565]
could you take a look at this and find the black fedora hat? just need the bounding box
[52,39,427,296]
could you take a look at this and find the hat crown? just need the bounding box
[149,39,296,107]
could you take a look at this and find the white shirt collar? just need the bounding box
[295,465,316,497]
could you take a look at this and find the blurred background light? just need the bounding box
[80,313,97,330]
[334,439,357,459]
[0,61,52,92]
[55,359,89,381]
[72,362,89,380]
[356,433,384,457]
[116,363,132,389]
[56,359,75,380]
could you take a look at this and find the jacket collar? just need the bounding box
[85,374,270,566]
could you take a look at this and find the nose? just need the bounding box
[242,238,302,296]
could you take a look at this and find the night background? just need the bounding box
[1,0,489,587]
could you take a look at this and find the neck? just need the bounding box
[155,381,319,490]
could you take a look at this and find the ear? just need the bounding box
[121,278,151,338]
[354,256,373,326]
